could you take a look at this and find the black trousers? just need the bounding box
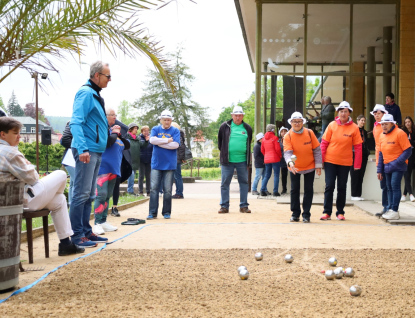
[290,170,315,219]
[403,154,414,195]
[112,176,121,206]
[139,162,151,194]
[350,155,368,197]
[280,167,288,192]
[323,162,351,216]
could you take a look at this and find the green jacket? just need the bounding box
[126,132,148,170]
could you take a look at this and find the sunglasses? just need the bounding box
[99,73,111,79]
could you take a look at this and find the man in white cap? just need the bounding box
[252,132,265,196]
[217,105,253,213]
[147,110,180,220]
[371,104,389,217]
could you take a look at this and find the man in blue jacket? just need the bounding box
[69,61,111,247]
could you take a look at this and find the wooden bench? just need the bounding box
[23,209,50,264]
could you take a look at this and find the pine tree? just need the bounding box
[0,95,7,115]
[7,91,24,116]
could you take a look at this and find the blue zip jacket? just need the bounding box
[70,80,108,154]
[139,133,153,164]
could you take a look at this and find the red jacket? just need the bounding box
[261,131,282,164]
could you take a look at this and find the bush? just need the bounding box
[18,142,65,171]
[182,167,221,180]
[183,158,219,169]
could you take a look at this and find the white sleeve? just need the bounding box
[150,136,169,145]
[158,142,179,150]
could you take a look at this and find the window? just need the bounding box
[31,127,36,133]
[21,127,26,133]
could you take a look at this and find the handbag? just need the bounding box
[184,146,193,161]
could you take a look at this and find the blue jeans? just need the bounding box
[174,163,184,196]
[252,167,265,191]
[64,165,76,205]
[69,148,102,241]
[127,170,136,193]
[149,169,174,216]
[323,162,350,216]
[385,171,404,212]
[261,162,281,194]
[220,162,249,209]
[380,173,389,212]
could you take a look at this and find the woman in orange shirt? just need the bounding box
[284,112,322,223]
[377,114,412,220]
[320,101,362,221]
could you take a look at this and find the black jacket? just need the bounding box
[60,122,72,159]
[218,119,253,166]
[253,142,264,168]
[111,119,132,182]
[177,130,186,163]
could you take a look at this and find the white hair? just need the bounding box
[105,106,116,115]
[90,61,109,78]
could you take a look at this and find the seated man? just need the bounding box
[0,117,85,256]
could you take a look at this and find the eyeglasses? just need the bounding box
[99,73,111,79]
[107,114,116,117]
[291,120,303,124]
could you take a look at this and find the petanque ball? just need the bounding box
[255,252,263,261]
[328,257,338,266]
[239,269,249,280]
[349,285,362,296]
[284,254,294,263]
[344,267,355,278]
[325,270,335,280]
[334,267,344,279]
[238,266,247,273]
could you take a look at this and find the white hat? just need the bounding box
[336,101,353,112]
[370,104,389,116]
[256,132,264,141]
[287,112,307,125]
[279,126,288,135]
[379,114,396,124]
[159,110,174,120]
[231,106,245,115]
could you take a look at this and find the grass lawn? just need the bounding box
[21,192,145,231]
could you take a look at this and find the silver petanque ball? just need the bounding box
[344,267,355,278]
[325,270,335,280]
[290,155,297,163]
[238,266,247,273]
[239,269,249,280]
[328,257,338,266]
[334,267,344,279]
[255,252,263,261]
[349,285,362,296]
[284,254,294,263]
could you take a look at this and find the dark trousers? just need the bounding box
[380,173,388,211]
[350,155,368,197]
[112,176,121,205]
[281,167,288,192]
[139,162,151,194]
[290,170,315,219]
[323,162,351,216]
[403,155,414,195]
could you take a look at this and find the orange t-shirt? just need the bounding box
[373,122,383,165]
[322,121,363,166]
[283,129,320,171]
[379,127,411,164]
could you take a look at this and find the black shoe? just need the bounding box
[58,243,85,256]
[111,207,120,217]
[375,210,387,218]
[273,192,280,197]
[303,218,310,223]
[251,190,260,195]
[281,190,287,195]
[260,191,268,196]
[290,217,300,222]
[138,192,144,196]
[172,194,184,199]
[266,191,272,195]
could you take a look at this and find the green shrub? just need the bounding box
[182,167,221,180]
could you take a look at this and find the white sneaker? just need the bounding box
[401,195,406,202]
[93,224,105,235]
[382,210,400,220]
[101,222,118,232]
[410,194,415,202]
[359,197,365,201]
[351,197,361,201]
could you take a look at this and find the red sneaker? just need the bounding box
[320,214,331,220]
[336,214,345,221]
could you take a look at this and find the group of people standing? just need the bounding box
[221,95,414,223]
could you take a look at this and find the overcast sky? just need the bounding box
[0,0,255,121]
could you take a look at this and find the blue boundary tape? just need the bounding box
[0,224,151,304]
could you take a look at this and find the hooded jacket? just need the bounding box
[261,131,282,164]
[218,119,253,166]
[253,141,264,168]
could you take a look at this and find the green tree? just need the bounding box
[18,142,65,171]
[7,91,24,116]
[132,48,210,148]
[117,100,136,126]
[0,95,6,114]
[0,0,177,91]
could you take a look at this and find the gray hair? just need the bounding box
[105,106,116,115]
[266,124,276,132]
[90,61,109,78]
[324,96,332,104]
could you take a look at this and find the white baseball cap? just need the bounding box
[159,110,174,120]
[379,114,396,124]
[336,101,353,112]
[256,132,264,141]
[287,112,307,125]
[370,104,388,116]
[231,106,245,115]
[279,126,288,135]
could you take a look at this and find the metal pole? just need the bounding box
[254,0,262,136]
[366,46,376,130]
[35,74,39,173]
[270,74,277,124]
[263,62,268,132]
[383,26,392,97]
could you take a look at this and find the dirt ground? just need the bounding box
[2,248,415,317]
[1,181,415,317]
